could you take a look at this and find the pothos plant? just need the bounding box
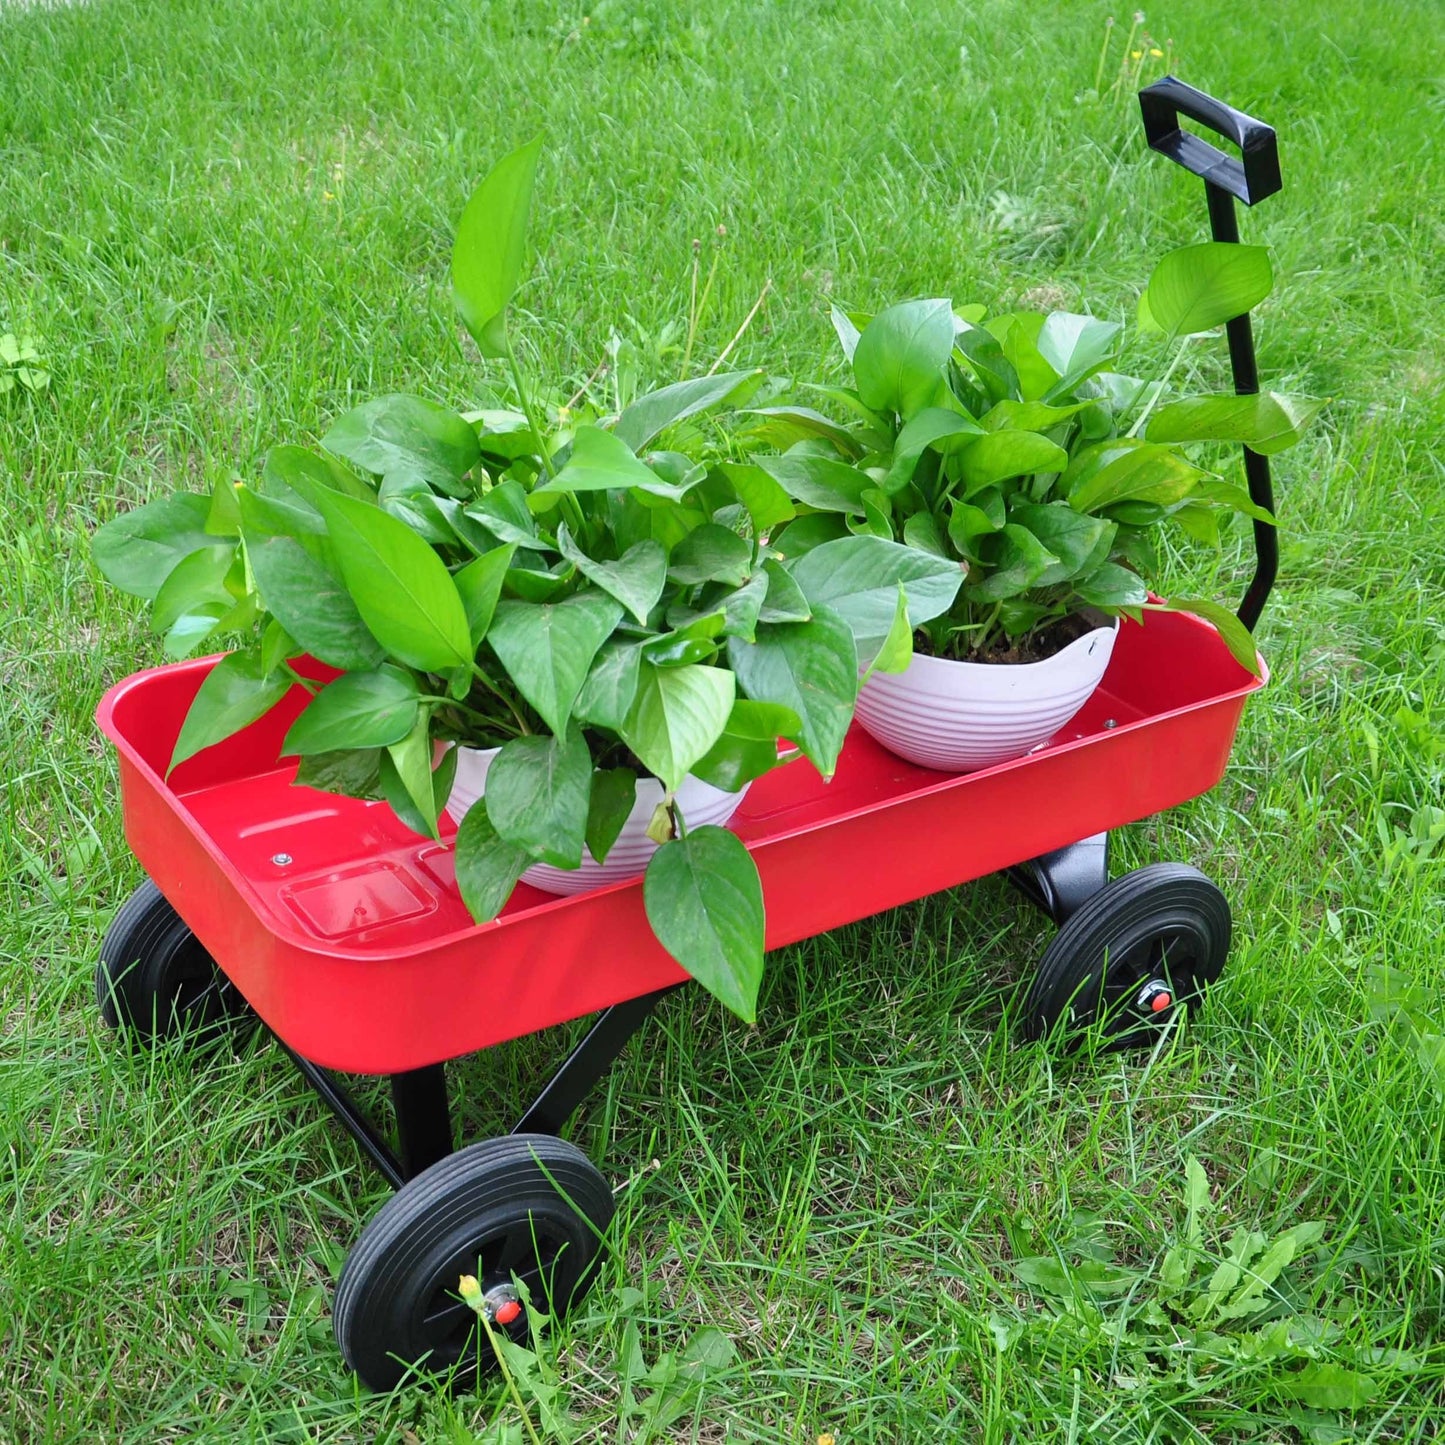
[745,242,1321,670]
[92,139,928,1023]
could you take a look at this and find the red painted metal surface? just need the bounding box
[96,611,1264,1074]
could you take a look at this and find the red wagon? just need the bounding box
[94,81,1285,1391]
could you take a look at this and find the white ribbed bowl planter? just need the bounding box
[444,746,750,896]
[854,618,1119,772]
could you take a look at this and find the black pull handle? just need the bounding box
[1138,78,1282,635]
[1139,75,1281,207]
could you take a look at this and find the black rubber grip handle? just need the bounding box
[1139,76,1281,206]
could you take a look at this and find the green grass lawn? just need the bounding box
[3,0,1444,1439]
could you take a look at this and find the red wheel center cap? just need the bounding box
[492,1298,522,1326]
[1150,991,1173,1013]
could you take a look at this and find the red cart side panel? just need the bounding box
[99,611,1263,1073]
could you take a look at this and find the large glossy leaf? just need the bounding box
[989,312,1057,402]
[957,430,1068,492]
[1065,439,1206,513]
[788,535,963,657]
[619,662,735,792]
[867,583,914,676]
[1009,503,1115,585]
[322,395,480,495]
[853,298,954,418]
[968,524,1060,601]
[755,452,874,515]
[294,746,383,800]
[613,371,757,452]
[716,462,795,533]
[644,826,764,1021]
[92,492,215,601]
[451,135,543,357]
[454,543,516,644]
[486,591,624,737]
[281,667,419,756]
[586,767,637,864]
[1145,391,1323,455]
[465,479,541,547]
[540,425,666,495]
[743,405,860,456]
[150,544,238,635]
[691,698,800,792]
[726,607,857,777]
[484,725,591,869]
[313,488,473,672]
[980,398,1089,433]
[381,713,452,839]
[574,639,644,730]
[1138,242,1273,339]
[554,526,666,625]
[1073,561,1148,609]
[454,802,529,922]
[883,406,983,493]
[668,524,752,587]
[248,534,385,671]
[170,650,290,772]
[1036,313,1121,395]
[1155,596,1262,676]
[263,443,375,504]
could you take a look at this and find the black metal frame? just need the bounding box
[1139,75,1281,632]
[274,79,1282,1195]
[277,985,682,1189]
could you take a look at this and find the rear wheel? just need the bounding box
[96,879,249,1044]
[1021,863,1231,1050]
[334,1134,614,1393]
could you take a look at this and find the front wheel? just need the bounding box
[1021,863,1232,1050]
[96,879,250,1045]
[333,1134,614,1393]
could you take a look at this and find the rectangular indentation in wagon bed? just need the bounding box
[279,861,438,940]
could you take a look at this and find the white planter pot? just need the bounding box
[854,618,1119,772]
[445,746,750,896]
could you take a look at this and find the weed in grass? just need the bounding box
[3,0,1445,1439]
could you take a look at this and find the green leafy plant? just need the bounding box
[989,1158,1420,1440]
[757,242,1321,672]
[92,142,925,1023]
[458,1275,735,1443]
[0,332,50,395]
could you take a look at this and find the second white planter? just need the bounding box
[444,746,750,897]
[854,617,1119,772]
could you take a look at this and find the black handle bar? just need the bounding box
[1138,77,1280,633]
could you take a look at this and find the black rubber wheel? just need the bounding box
[96,879,249,1044]
[1021,863,1232,1050]
[334,1134,614,1393]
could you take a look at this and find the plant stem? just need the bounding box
[503,329,558,481]
[467,663,532,734]
[1127,334,1192,439]
[476,1314,545,1445]
[707,278,771,377]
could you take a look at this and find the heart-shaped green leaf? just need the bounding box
[1145,391,1324,455]
[452,136,543,357]
[322,395,481,496]
[726,606,857,778]
[92,492,216,601]
[282,666,420,756]
[454,543,516,644]
[644,826,764,1022]
[170,650,291,772]
[755,452,875,516]
[853,298,955,418]
[1138,242,1273,339]
[540,425,666,495]
[1065,439,1207,513]
[788,535,963,659]
[667,524,752,587]
[957,430,1069,493]
[486,591,624,737]
[557,525,667,624]
[484,725,591,869]
[620,662,736,792]
[313,488,474,672]
[585,767,638,865]
[454,802,530,922]
[883,406,983,493]
[248,534,386,672]
[613,371,758,452]
[967,524,1059,601]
